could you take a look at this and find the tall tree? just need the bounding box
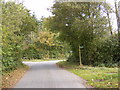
[102,3,113,35]
[46,2,110,65]
[114,0,120,63]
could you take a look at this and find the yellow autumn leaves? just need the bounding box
[38,31,56,46]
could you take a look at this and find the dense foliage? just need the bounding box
[2,1,39,71]
[1,1,119,73]
[46,2,120,67]
[1,1,69,72]
[22,30,70,59]
[84,35,119,67]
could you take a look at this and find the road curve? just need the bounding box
[14,60,91,88]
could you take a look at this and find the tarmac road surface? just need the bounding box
[14,60,92,88]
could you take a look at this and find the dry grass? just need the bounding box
[2,65,29,88]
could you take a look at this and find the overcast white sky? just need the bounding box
[5,0,120,31]
[23,0,119,18]
[22,0,55,18]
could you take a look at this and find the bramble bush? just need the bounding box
[92,35,119,67]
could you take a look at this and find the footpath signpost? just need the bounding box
[79,45,83,66]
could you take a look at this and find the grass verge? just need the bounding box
[2,64,29,88]
[57,61,119,88]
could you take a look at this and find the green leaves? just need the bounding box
[2,1,39,72]
[46,2,119,67]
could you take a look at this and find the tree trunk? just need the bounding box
[106,10,113,35]
[115,1,120,38]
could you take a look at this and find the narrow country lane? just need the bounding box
[14,60,91,88]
